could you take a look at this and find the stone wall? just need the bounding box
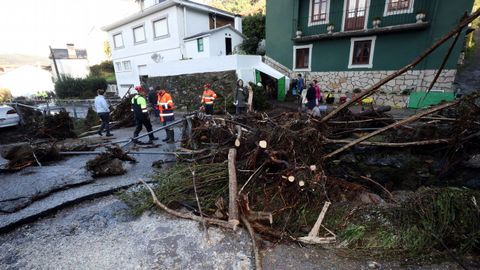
[309,69,457,95]
[147,71,238,111]
[263,55,457,108]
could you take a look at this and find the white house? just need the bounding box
[102,0,245,95]
[50,44,90,80]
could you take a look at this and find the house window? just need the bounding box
[197,38,204,52]
[115,62,122,72]
[348,36,376,68]
[293,45,312,71]
[309,0,330,25]
[113,33,124,49]
[153,18,169,39]
[312,0,328,22]
[133,25,146,44]
[122,61,132,71]
[384,0,414,16]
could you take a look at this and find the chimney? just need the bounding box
[66,43,76,59]
[234,15,242,33]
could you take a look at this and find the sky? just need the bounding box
[0,0,204,64]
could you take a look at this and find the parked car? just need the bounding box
[0,105,20,128]
[36,104,67,115]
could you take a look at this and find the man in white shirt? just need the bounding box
[94,89,113,137]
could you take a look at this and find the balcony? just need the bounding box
[293,1,432,42]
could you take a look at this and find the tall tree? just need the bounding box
[208,0,265,16]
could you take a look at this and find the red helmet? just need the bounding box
[135,86,145,92]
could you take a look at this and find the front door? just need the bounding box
[344,0,367,31]
[225,37,232,55]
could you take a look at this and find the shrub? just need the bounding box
[241,13,266,55]
[0,88,12,102]
[55,76,107,99]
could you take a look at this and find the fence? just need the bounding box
[7,97,123,121]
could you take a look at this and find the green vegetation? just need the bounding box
[89,60,115,84]
[207,0,265,15]
[241,13,266,55]
[54,76,107,99]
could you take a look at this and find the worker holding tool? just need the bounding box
[201,83,217,115]
[131,86,158,143]
[156,86,175,143]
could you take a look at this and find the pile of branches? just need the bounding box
[123,94,480,256]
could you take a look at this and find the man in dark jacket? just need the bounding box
[132,86,158,143]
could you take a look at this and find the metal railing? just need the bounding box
[6,98,123,120]
[297,1,432,37]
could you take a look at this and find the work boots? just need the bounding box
[167,129,175,144]
[162,129,169,142]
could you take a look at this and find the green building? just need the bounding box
[265,0,475,106]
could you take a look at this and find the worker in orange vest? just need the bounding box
[156,86,175,143]
[201,83,217,115]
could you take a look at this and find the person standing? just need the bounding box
[131,86,158,143]
[234,79,247,115]
[313,79,322,104]
[94,89,113,137]
[296,74,305,95]
[201,84,217,115]
[157,88,175,143]
[306,83,317,111]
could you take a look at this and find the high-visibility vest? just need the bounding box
[201,89,217,105]
[157,92,174,122]
[131,94,148,116]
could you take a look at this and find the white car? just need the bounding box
[0,105,20,128]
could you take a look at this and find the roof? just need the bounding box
[184,24,246,41]
[101,0,239,32]
[49,49,88,60]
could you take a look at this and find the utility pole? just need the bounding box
[49,45,61,82]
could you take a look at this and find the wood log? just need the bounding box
[323,99,463,160]
[234,125,242,147]
[241,215,263,270]
[354,106,391,117]
[323,138,452,147]
[248,211,273,224]
[140,179,236,230]
[298,201,336,245]
[228,148,239,227]
[321,8,480,123]
[259,140,267,149]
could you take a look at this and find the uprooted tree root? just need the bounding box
[1,143,61,171]
[86,147,137,177]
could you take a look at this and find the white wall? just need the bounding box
[52,59,90,79]
[108,6,182,63]
[184,8,210,37]
[208,28,244,57]
[185,36,211,59]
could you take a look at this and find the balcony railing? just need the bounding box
[295,1,433,38]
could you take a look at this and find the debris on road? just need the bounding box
[86,147,137,177]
